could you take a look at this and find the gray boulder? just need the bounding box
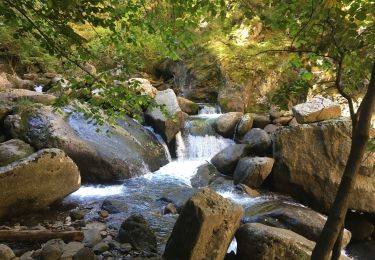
[163,188,243,260]
[273,119,375,213]
[292,96,341,123]
[253,114,271,129]
[213,112,243,138]
[233,157,274,188]
[235,113,254,138]
[190,163,221,188]
[145,89,185,143]
[0,244,16,260]
[0,139,34,166]
[5,105,169,182]
[241,128,272,154]
[0,149,80,219]
[211,144,252,176]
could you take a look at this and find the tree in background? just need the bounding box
[257,0,374,259]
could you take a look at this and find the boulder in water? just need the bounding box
[163,188,243,260]
[273,119,375,213]
[292,96,341,123]
[177,97,199,115]
[118,214,157,253]
[233,157,274,188]
[240,128,272,154]
[0,148,80,219]
[213,112,243,138]
[190,163,221,188]
[235,223,315,260]
[211,144,252,176]
[0,139,34,167]
[145,89,185,143]
[243,200,351,249]
[235,113,254,138]
[5,105,169,182]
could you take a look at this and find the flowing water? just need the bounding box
[65,105,307,253]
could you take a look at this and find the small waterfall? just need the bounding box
[198,103,222,115]
[175,131,186,160]
[34,85,43,92]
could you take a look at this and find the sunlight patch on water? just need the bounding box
[69,185,124,198]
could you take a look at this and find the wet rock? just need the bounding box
[345,212,375,241]
[213,112,243,138]
[0,244,16,260]
[235,184,260,197]
[0,148,80,219]
[292,96,341,123]
[163,203,178,215]
[101,200,121,214]
[273,119,375,213]
[346,241,375,260]
[190,163,221,188]
[163,188,243,260]
[5,105,168,182]
[240,128,272,154]
[83,222,107,247]
[233,157,274,188]
[93,242,110,254]
[73,247,96,260]
[243,200,351,249]
[208,176,234,191]
[177,97,199,115]
[70,209,85,221]
[235,113,254,138]
[99,210,109,218]
[118,214,157,253]
[253,114,271,129]
[211,144,252,176]
[235,223,315,260]
[61,242,84,259]
[0,139,34,167]
[145,89,185,143]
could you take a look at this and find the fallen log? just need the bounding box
[0,230,84,242]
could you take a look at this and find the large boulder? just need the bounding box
[211,144,252,176]
[235,223,315,260]
[163,188,243,260]
[0,139,34,166]
[5,105,169,182]
[190,163,221,188]
[243,200,351,249]
[177,97,199,115]
[240,128,272,154]
[235,113,254,138]
[273,119,375,213]
[253,114,272,129]
[0,148,80,219]
[213,112,243,138]
[145,89,185,143]
[292,96,341,123]
[233,157,274,188]
[0,244,16,260]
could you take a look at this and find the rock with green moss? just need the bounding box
[177,97,199,115]
[0,148,80,219]
[0,139,34,166]
[4,105,169,182]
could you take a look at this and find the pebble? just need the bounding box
[99,210,109,218]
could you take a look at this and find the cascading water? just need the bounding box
[65,104,296,253]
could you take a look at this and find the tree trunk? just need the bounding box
[0,230,84,242]
[311,61,375,260]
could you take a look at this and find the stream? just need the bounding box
[65,105,311,253]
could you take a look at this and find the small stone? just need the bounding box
[101,200,121,214]
[70,209,85,221]
[121,243,133,253]
[163,203,178,215]
[99,210,109,218]
[41,239,65,260]
[93,242,110,254]
[0,244,16,260]
[73,247,96,260]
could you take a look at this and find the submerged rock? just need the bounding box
[0,148,80,219]
[145,89,185,143]
[163,188,243,260]
[273,119,375,213]
[0,139,34,166]
[292,96,341,123]
[5,105,168,182]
